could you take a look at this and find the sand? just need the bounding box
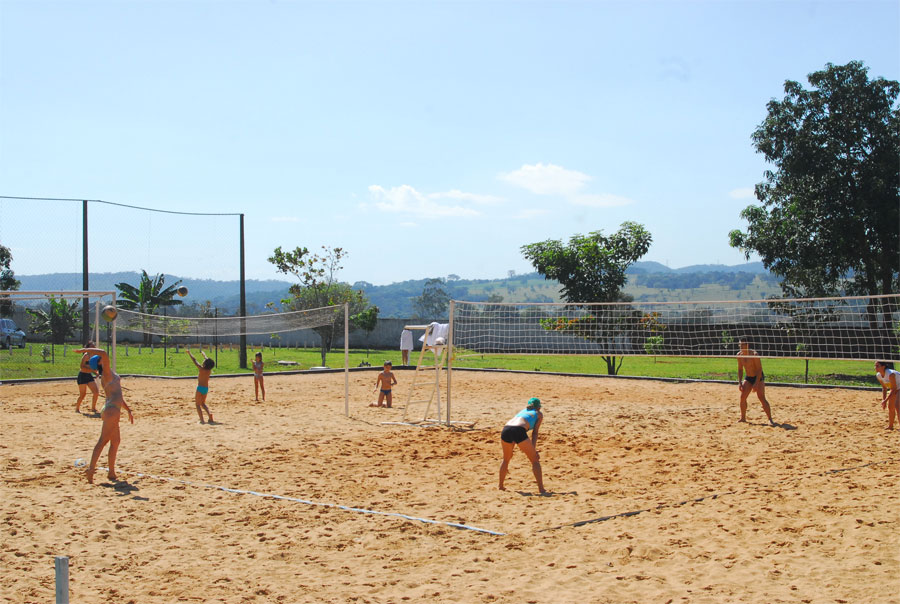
[2,369,898,603]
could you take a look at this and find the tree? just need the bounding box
[522,221,652,374]
[412,278,450,319]
[268,245,374,366]
[0,244,21,317]
[27,296,80,345]
[351,305,379,357]
[115,270,184,345]
[729,61,900,306]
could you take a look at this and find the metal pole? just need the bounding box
[447,300,454,426]
[239,214,247,369]
[82,200,89,344]
[344,303,349,417]
[111,292,117,373]
[55,556,69,604]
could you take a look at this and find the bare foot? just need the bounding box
[85,468,95,484]
[498,485,506,491]
[199,419,206,424]
[208,414,214,423]
[738,418,747,423]
[107,472,117,481]
[75,404,81,413]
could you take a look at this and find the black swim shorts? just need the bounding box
[501,425,529,444]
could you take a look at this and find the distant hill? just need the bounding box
[627,261,768,274]
[14,262,779,317]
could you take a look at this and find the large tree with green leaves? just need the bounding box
[521,221,652,374]
[729,61,900,304]
[115,270,184,345]
[268,245,375,366]
[0,244,21,317]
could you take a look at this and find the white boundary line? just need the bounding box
[74,459,505,536]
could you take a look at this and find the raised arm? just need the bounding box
[187,349,201,368]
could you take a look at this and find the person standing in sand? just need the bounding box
[400,329,413,366]
[188,348,215,423]
[253,352,266,402]
[499,397,546,494]
[75,348,133,483]
[874,361,899,430]
[371,361,397,407]
[737,337,776,425]
[74,340,100,414]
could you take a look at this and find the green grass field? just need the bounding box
[0,342,880,387]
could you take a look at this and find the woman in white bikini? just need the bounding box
[874,361,899,430]
[75,348,133,483]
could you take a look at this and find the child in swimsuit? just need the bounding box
[74,348,133,484]
[371,361,397,408]
[253,352,265,401]
[188,348,215,423]
[75,340,100,414]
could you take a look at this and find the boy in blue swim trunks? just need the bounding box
[188,348,215,423]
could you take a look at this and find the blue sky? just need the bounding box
[1,0,897,285]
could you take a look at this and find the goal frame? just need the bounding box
[0,290,118,369]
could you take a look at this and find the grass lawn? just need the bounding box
[0,343,881,388]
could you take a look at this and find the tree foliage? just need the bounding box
[27,297,80,345]
[412,278,450,319]
[0,244,21,317]
[522,222,652,374]
[522,221,652,304]
[268,245,374,366]
[729,61,900,300]
[115,270,185,346]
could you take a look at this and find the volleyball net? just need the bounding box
[449,295,900,362]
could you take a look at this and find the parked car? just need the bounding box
[0,318,26,349]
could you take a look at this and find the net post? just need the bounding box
[81,200,89,345]
[54,556,69,604]
[238,213,247,369]
[344,303,349,417]
[447,300,454,426]
[93,299,100,347]
[111,292,117,373]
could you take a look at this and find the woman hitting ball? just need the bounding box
[75,348,133,483]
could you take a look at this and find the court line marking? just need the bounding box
[73,459,505,536]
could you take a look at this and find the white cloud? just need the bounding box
[570,193,634,208]
[499,163,591,196]
[499,162,637,209]
[368,184,482,218]
[729,187,755,199]
[271,216,300,222]
[398,221,418,228]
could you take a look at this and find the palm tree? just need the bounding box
[115,270,184,346]
[27,296,80,345]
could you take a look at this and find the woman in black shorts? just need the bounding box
[75,341,100,413]
[499,397,546,494]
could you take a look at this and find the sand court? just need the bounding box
[2,370,898,603]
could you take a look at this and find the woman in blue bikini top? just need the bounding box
[498,397,546,494]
